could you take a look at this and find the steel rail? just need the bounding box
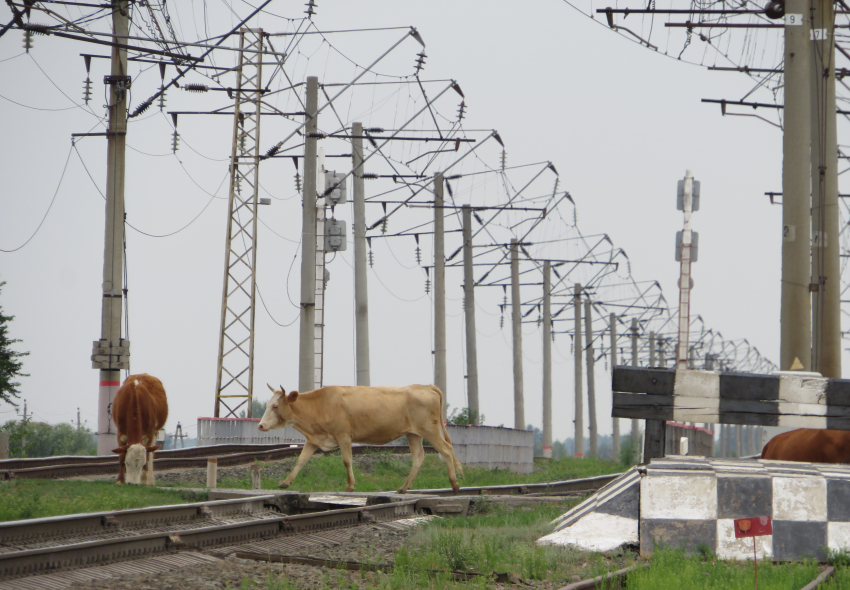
[0,498,420,581]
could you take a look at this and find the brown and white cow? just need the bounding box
[258,384,464,493]
[761,428,850,463]
[111,374,169,485]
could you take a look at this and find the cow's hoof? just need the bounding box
[344,486,355,493]
[451,485,460,495]
[278,481,290,489]
[396,488,407,494]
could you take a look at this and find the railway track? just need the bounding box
[0,471,622,589]
[0,443,426,481]
[0,494,423,588]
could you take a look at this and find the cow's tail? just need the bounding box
[431,385,464,479]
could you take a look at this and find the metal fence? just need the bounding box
[196,419,534,473]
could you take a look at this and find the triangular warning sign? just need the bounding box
[789,357,805,371]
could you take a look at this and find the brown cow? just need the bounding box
[258,384,464,493]
[761,428,850,463]
[111,374,168,485]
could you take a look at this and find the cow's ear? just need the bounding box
[267,383,276,394]
[112,445,129,454]
[145,444,162,453]
[287,391,299,403]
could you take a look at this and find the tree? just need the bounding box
[1,420,96,458]
[239,398,268,419]
[447,406,485,425]
[0,281,28,407]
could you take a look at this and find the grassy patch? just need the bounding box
[388,500,633,588]
[0,479,207,521]
[210,452,623,493]
[627,548,823,590]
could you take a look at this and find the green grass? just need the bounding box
[382,500,633,589]
[627,548,824,590]
[250,500,628,590]
[0,479,207,522]
[210,452,624,493]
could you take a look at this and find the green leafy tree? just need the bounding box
[447,406,484,425]
[0,282,28,407]
[239,398,268,419]
[2,420,96,458]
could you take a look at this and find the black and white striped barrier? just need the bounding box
[538,456,850,560]
[612,367,850,429]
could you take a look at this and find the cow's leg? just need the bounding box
[279,442,319,489]
[117,456,126,485]
[337,434,356,492]
[423,427,460,494]
[397,434,425,494]
[146,452,155,486]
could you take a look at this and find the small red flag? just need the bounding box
[734,516,772,539]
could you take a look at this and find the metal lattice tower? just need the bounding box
[214,28,264,418]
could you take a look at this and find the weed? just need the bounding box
[264,572,297,590]
[627,547,822,590]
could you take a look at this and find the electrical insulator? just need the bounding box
[294,172,302,193]
[23,29,33,52]
[500,150,507,172]
[457,101,466,122]
[414,51,426,75]
[499,313,504,328]
[240,133,246,153]
[184,83,210,93]
[305,0,317,18]
[380,218,388,234]
[158,87,167,111]
[425,278,431,295]
[82,78,92,104]
[368,250,374,267]
[415,246,422,265]
[171,130,180,153]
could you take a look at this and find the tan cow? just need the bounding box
[258,384,464,493]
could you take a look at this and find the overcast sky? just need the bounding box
[1,0,843,444]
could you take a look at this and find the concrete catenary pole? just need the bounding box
[780,0,812,372]
[630,318,640,453]
[610,313,620,459]
[649,331,657,367]
[584,299,598,458]
[462,205,479,423]
[298,77,319,394]
[811,0,841,378]
[510,239,525,430]
[352,122,370,386]
[434,174,447,421]
[94,0,130,455]
[574,284,584,456]
[542,261,552,457]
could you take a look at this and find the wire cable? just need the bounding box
[0,145,73,252]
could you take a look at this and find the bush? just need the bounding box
[1,420,96,458]
[447,407,484,425]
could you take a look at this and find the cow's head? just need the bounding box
[258,384,298,431]
[112,443,161,484]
